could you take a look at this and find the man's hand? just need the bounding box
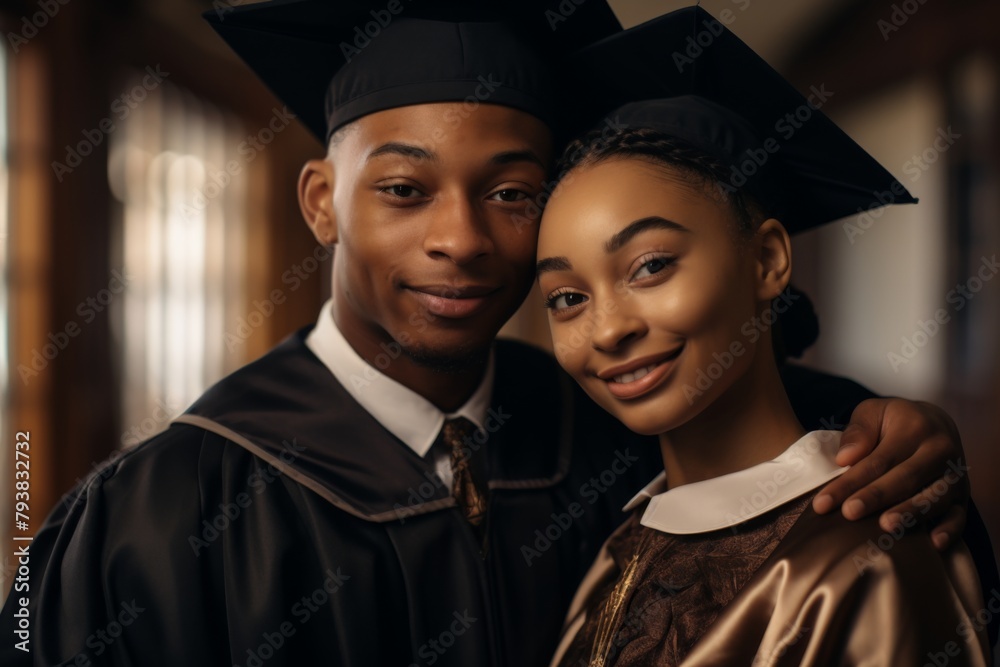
[812,398,968,551]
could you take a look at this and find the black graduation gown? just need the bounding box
[1,331,659,667]
[2,330,996,665]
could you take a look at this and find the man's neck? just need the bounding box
[332,309,489,413]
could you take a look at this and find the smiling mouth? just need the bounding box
[599,346,684,400]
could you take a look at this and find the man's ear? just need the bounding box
[298,159,337,246]
[754,218,792,300]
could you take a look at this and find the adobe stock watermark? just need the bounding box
[345,287,480,386]
[877,0,931,41]
[549,290,627,365]
[233,567,351,667]
[121,398,185,447]
[339,0,417,63]
[921,587,999,667]
[566,577,692,666]
[852,457,969,574]
[670,0,753,73]
[345,279,527,386]
[23,599,147,661]
[717,84,834,197]
[887,254,998,372]
[545,0,590,31]
[514,114,630,234]
[188,439,307,556]
[393,407,511,521]
[722,425,843,531]
[682,288,800,405]
[52,398,184,512]
[70,600,146,663]
[520,448,641,567]
[181,106,296,221]
[5,0,72,55]
[901,126,960,182]
[51,66,170,182]
[751,623,812,666]
[224,244,330,352]
[17,268,133,385]
[844,125,960,245]
[408,610,478,667]
[214,0,416,61]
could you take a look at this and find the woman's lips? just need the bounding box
[600,347,684,400]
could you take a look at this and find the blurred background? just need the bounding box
[0,0,996,644]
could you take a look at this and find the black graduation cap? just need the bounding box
[204,0,623,144]
[566,5,917,233]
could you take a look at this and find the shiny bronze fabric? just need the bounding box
[559,495,813,666]
[553,498,990,666]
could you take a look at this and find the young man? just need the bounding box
[1,2,992,666]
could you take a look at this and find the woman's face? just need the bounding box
[536,158,768,436]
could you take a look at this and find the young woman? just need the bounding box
[536,95,991,666]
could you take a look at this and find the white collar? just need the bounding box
[305,299,494,456]
[623,430,847,535]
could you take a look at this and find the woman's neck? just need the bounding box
[659,354,805,490]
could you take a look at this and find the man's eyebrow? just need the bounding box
[367,142,438,163]
[604,216,690,254]
[535,256,573,276]
[490,150,547,169]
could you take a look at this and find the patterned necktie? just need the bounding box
[442,417,487,527]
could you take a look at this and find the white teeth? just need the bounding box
[613,364,657,384]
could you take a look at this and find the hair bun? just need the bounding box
[774,285,819,360]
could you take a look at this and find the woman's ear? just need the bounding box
[298,159,337,246]
[754,218,792,300]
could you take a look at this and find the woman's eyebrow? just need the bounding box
[604,216,690,253]
[535,256,573,276]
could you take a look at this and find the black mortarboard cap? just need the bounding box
[566,6,917,233]
[204,0,623,143]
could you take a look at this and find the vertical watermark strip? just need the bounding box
[11,430,32,652]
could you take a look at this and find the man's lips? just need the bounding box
[405,284,500,319]
[596,347,684,400]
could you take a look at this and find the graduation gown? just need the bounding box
[550,504,991,666]
[549,431,993,666]
[1,331,660,667]
[1,329,995,665]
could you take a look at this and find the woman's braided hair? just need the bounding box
[554,125,819,360]
[557,126,768,235]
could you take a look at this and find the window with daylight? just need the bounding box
[107,74,248,447]
[0,39,11,589]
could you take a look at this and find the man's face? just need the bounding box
[327,102,553,370]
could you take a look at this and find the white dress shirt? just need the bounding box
[305,299,494,489]
[623,430,848,534]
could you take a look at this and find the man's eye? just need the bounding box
[381,184,422,198]
[491,189,529,202]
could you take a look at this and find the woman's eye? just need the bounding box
[632,256,675,280]
[546,292,588,311]
[491,189,529,202]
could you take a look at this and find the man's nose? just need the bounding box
[422,196,494,265]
